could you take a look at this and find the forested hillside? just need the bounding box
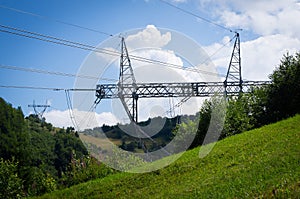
[0,98,115,198]
[82,114,198,153]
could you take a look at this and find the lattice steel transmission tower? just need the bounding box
[95,34,269,123]
[28,100,50,120]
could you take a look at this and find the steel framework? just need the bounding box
[96,81,269,99]
[95,33,270,122]
[28,100,50,120]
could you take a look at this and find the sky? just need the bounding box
[0,0,300,129]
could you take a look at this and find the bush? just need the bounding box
[0,158,24,199]
[59,156,115,187]
[267,52,300,122]
[23,167,56,196]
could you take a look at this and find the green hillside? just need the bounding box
[37,115,300,199]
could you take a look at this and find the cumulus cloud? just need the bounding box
[126,25,171,49]
[130,49,183,81]
[241,34,300,80]
[199,0,300,37]
[199,0,300,80]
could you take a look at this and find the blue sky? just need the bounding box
[1,0,299,128]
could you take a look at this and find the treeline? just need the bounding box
[0,100,115,198]
[188,52,300,148]
[83,115,197,152]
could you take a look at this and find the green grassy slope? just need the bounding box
[38,115,300,199]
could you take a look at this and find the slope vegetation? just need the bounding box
[38,115,300,198]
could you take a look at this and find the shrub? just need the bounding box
[0,158,24,199]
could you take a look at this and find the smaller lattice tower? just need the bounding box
[28,100,50,120]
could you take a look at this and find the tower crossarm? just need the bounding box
[28,101,50,120]
[96,81,270,100]
[28,105,50,108]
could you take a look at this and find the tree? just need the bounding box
[191,97,226,148]
[54,130,88,178]
[0,98,30,164]
[223,95,253,137]
[190,99,212,148]
[267,52,300,122]
[244,87,269,128]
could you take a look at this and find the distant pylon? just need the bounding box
[28,100,50,120]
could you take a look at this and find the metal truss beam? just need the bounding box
[96,81,270,100]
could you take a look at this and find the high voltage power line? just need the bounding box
[0,64,117,82]
[0,4,114,37]
[0,24,120,56]
[0,85,68,91]
[159,0,234,33]
[0,24,231,78]
[0,85,96,91]
[0,2,235,35]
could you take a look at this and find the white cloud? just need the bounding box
[44,109,120,130]
[171,0,188,3]
[130,49,183,82]
[198,0,300,81]
[44,109,73,128]
[130,47,219,83]
[126,25,171,49]
[95,47,120,63]
[199,0,300,37]
[241,34,300,80]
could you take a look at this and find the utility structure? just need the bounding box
[28,100,50,120]
[95,33,269,123]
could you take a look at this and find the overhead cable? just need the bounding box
[159,0,233,33]
[0,85,96,91]
[0,24,228,77]
[0,4,114,37]
[0,64,117,82]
